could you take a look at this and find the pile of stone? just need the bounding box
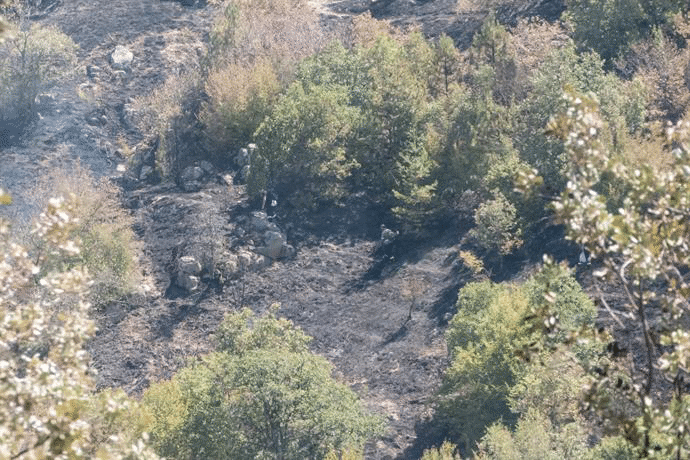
[173,211,295,292]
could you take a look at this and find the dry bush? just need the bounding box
[620,30,690,122]
[616,127,675,172]
[130,69,202,175]
[201,0,326,154]
[347,12,401,48]
[510,17,569,83]
[207,0,324,74]
[201,57,280,154]
[0,20,76,124]
[32,165,143,307]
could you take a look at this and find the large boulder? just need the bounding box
[110,45,134,71]
[249,211,279,233]
[256,230,295,260]
[256,231,285,259]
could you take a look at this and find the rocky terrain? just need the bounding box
[0,1,569,458]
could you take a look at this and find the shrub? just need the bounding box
[421,441,462,460]
[201,0,325,164]
[249,33,440,217]
[131,69,203,176]
[200,57,281,156]
[32,165,142,307]
[0,20,76,127]
[468,191,522,256]
[440,264,595,450]
[475,408,588,460]
[250,75,362,206]
[142,307,384,460]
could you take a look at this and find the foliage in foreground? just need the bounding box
[142,306,384,460]
[517,90,690,457]
[0,191,158,459]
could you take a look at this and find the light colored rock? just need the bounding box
[250,211,279,233]
[251,254,269,270]
[177,255,202,291]
[178,255,202,275]
[220,174,234,186]
[237,251,252,269]
[235,148,250,167]
[110,45,134,70]
[257,230,286,259]
[221,254,239,275]
[139,165,154,181]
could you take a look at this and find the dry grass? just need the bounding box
[201,0,328,154]
[621,31,690,123]
[31,164,143,307]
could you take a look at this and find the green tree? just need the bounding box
[564,0,685,64]
[468,190,522,257]
[519,90,690,457]
[0,193,158,459]
[439,264,596,451]
[250,75,362,207]
[143,307,383,460]
[515,43,646,194]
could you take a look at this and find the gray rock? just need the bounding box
[110,45,134,70]
[237,250,252,269]
[179,166,205,192]
[178,255,202,275]
[250,211,279,233]
[251,254,269,270]
[177,274,199,291]
[199,160,215,175]
[257,231,286,259]
[177,255,202,291]
[113,70,127,83]
[122,103,138,129]
[86,65,102,80]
